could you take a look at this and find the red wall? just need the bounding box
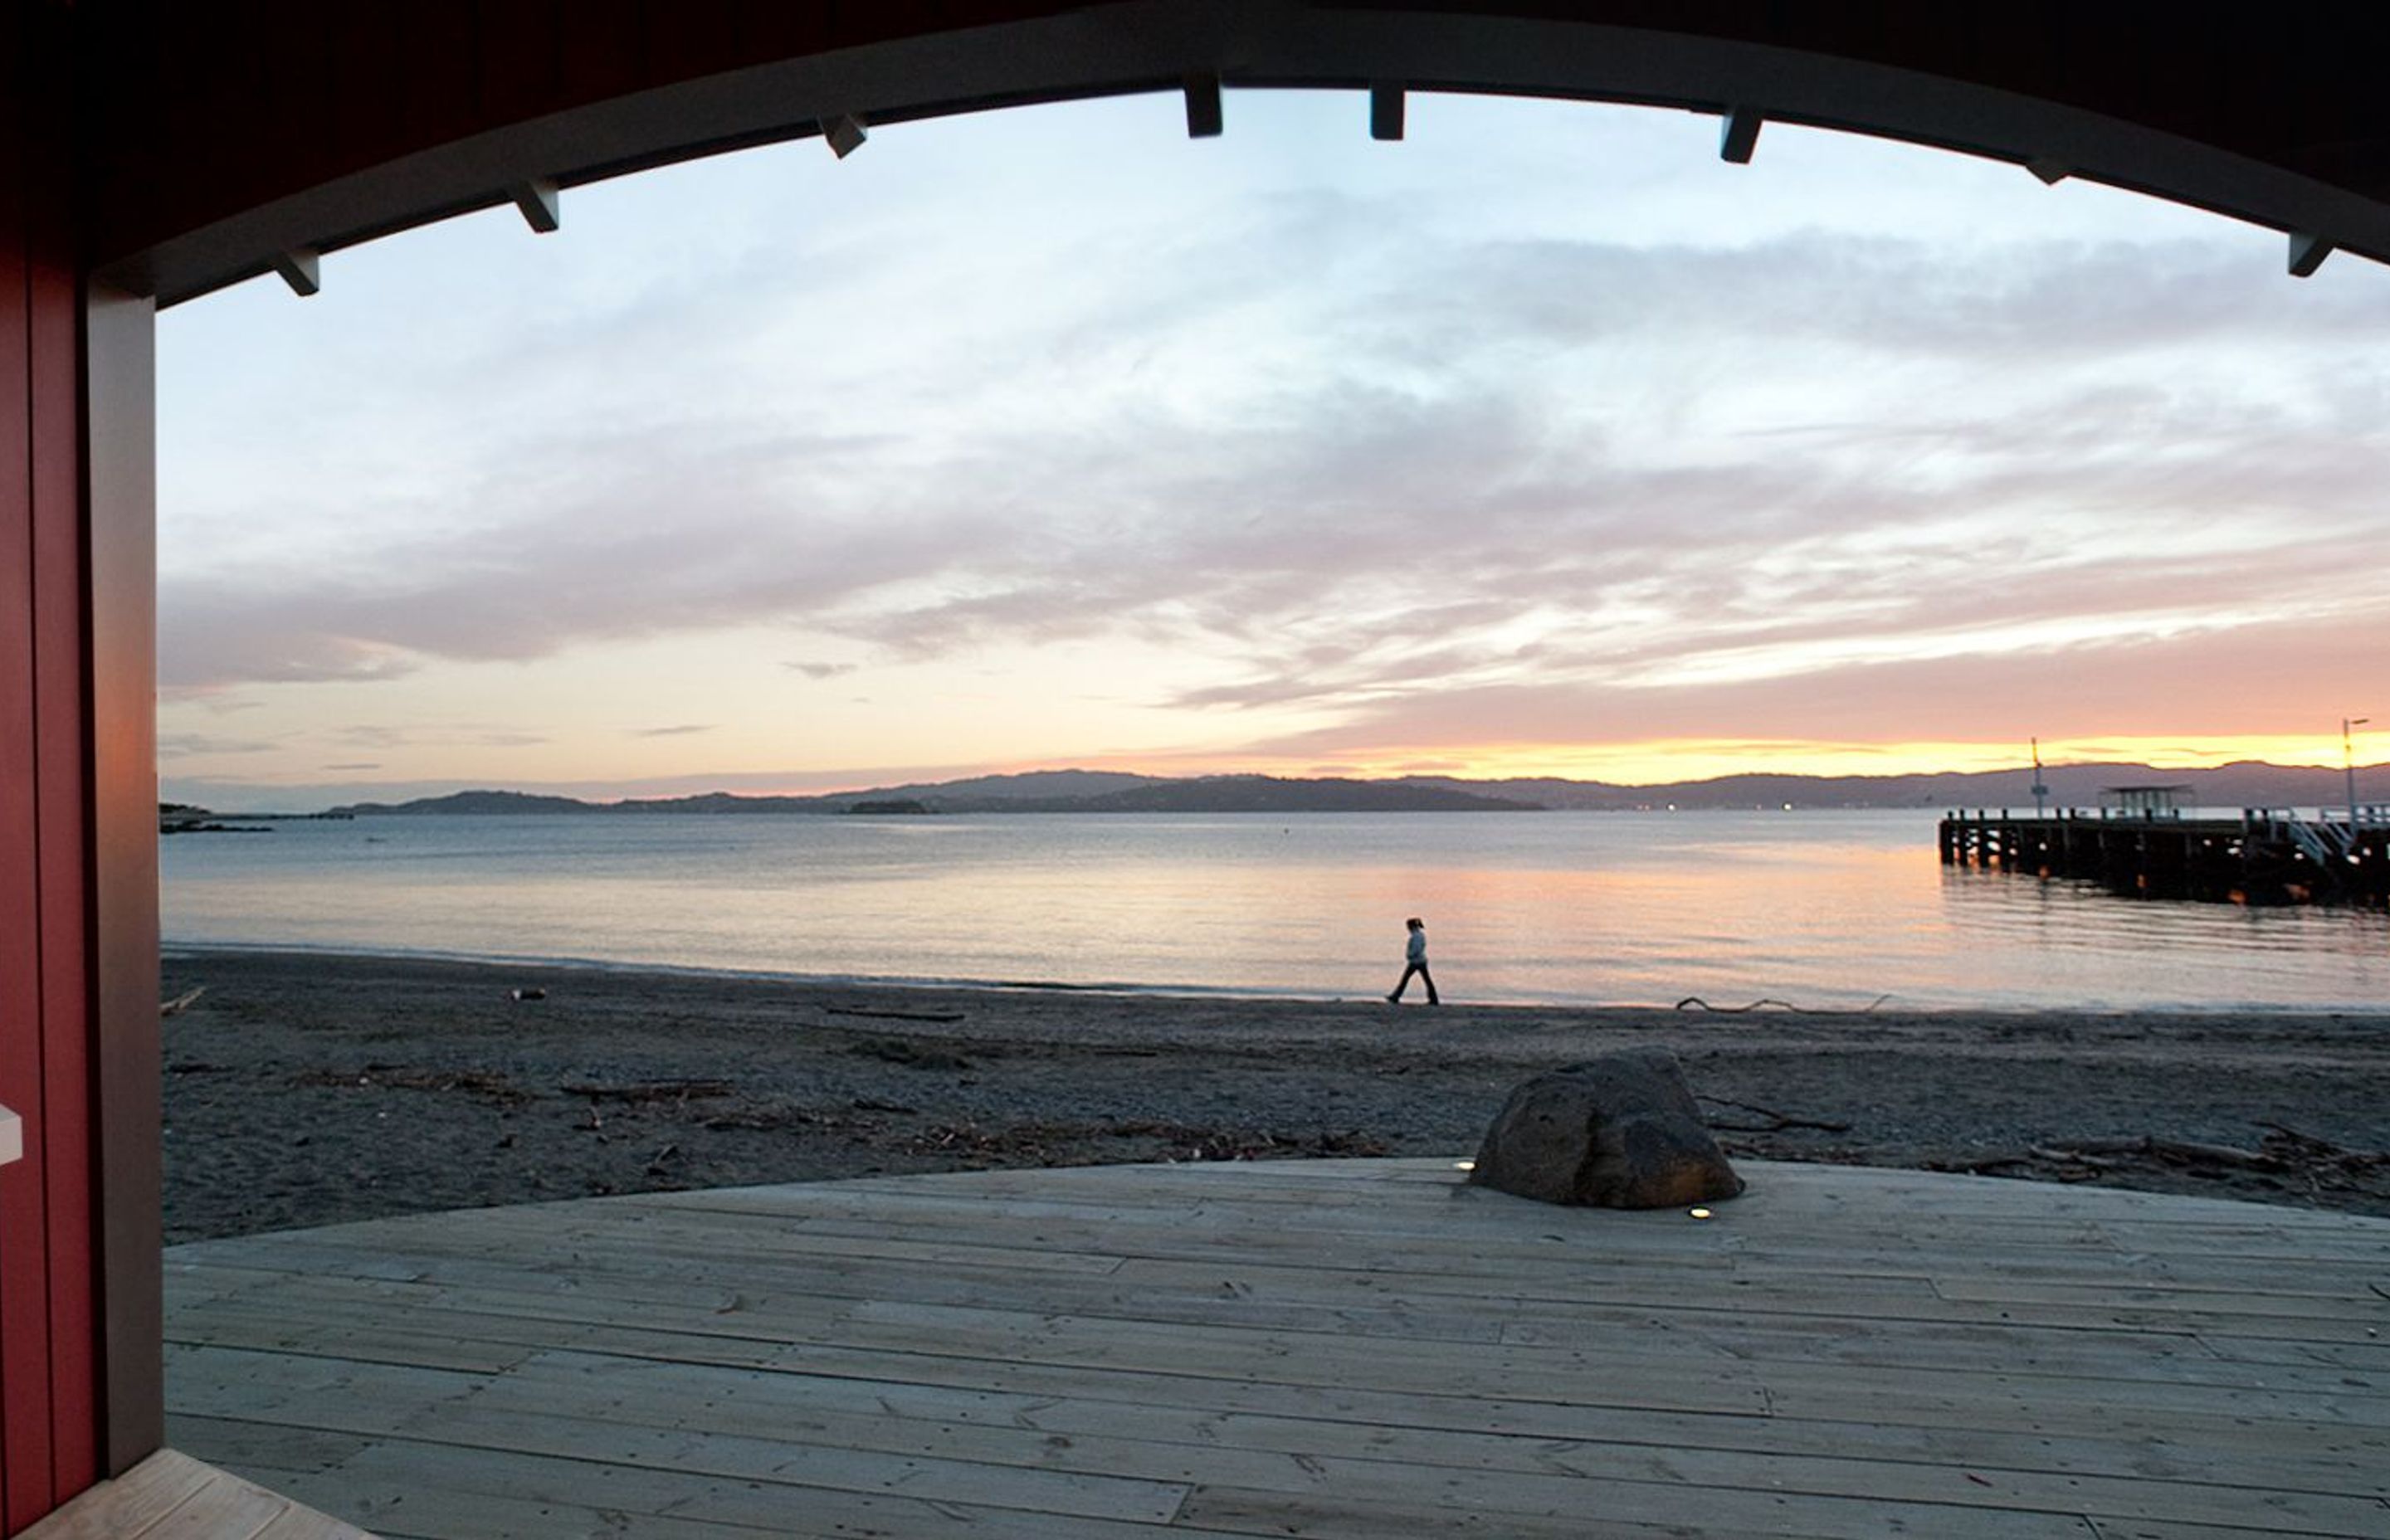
[0,6,103,1531]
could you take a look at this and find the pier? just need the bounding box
[1939,805,2390,905]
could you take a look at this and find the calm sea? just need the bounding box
[159,810,2390,1012]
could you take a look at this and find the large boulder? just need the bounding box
[1469,1048,1744,1208]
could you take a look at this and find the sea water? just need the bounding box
[159,809,2390,1012]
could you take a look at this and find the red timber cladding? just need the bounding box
[0,5,101,1533]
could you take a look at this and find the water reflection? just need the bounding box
[160,810,2389,1011]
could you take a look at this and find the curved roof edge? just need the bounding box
[82,2,2390,305]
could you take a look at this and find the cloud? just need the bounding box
[159,597,423,693]
[322,762,381,770]
[1212,609,2390,758]
[158,422,978,692]
[325,723,550,750]
[158,733,278,758]
[157,145,2390,785]
[631,724,713,737]
[1389,233,2390,365]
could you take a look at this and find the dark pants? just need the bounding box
[1388,962,1437,1004]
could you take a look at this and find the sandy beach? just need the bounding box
[159,948,2390,1243]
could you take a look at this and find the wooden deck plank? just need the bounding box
[164,1415,371,1478]
[297,1207,2373,1320]
[1931,1274,2390,1320]
[175,1324,2388,1489]
[162,1159,2390,1539]
[178,1240,2378,1362]
[289,1440,1241,1540]
[380,1402,1197,1523]
[426,1347,2386,1533]
[190,1234,1979,1332]
[182,1253,2349,1392]
[2085,1517,2390,1540]
[260,1461,853,1540]
[1172,1481,2100,1540]
[448,1345,2390,1499]
[168,1259,1518,1352]
[177,1220,1133,1282]
[173,1291,2370,1416]
[2197,1333,2390,1370]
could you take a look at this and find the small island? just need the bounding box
[159,802,272,836]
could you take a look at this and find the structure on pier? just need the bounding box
[1940,806,2390,905]
[2100,784,2193,819]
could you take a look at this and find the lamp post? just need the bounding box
[2344,717,2369,827]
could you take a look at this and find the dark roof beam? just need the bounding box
[510,178,560,233]
[822,114,870,158]
[1719,106,1762,163]
[269,247,319,297]
[1183,73,1223,138]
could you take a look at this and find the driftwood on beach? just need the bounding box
[561,1079,736,1103]
[1943,1125,2388,1199]
[1699,1095,1853,1133]
[825,1005,966,1025]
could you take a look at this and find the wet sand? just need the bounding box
[161,948,2390,1243]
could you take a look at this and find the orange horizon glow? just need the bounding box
[763,734,2389,798]
[173,730,2390,808]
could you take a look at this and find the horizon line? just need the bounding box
[168,755,2390,814]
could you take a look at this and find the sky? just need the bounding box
[156,89,2390,810]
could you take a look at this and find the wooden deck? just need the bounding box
[161,1159,2390,1539]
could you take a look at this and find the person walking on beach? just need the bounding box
[1387,916,1439,1005]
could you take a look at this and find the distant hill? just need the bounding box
[609,769,1165,814]
[324,761,2383,819]
[834,769,1159,803]
[1059,776,1530,813]
[1396,761,2379,811]
[328,789,596,816]
[612,791,829,814]
[331,774,1535,816]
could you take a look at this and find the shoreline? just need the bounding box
[160,948,2390,1244]
[167,937,1369,1006]
[164,936,2390,1018]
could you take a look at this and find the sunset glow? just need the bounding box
[1090,738,2388,792]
